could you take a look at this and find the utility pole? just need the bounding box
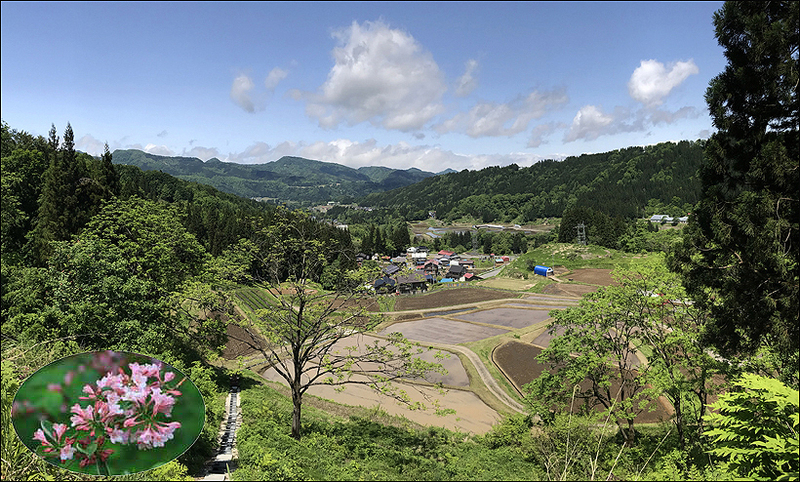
[575,222,586,246]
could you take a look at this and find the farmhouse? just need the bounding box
[373,275,396,293]
[446,264,468,281]
[397,273,428,293]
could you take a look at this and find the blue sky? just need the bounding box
[1,1,726,172]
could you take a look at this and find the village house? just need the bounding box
[446,264,468,281]
[397,272,428,293]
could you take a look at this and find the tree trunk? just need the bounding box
[673,394,685,452]
[291,381,302,440]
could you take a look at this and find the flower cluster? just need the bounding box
[32,361,184,470]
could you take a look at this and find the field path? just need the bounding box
[429,343,526,414]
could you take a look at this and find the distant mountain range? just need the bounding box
[111,150,444,203]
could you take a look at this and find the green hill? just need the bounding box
[111,150,436,203]
[358,140,705,222]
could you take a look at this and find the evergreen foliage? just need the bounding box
[360,140,704,222]
[112,149,436,203]
[668,0,799,384]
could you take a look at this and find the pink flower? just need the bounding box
[163,372,175,383]
[59,443,76,462]
[33,429,50,446]
[53,423,68,443]
[108,427,129,444]
[79,384,96,400]
[123,384,149,405]
[156,421,181,442]
[123,415,140,428]
[150,388,176,417]
[47,383,62,393]
[70,403,94,430]
[135,425,164,449]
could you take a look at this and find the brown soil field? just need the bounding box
[394,288,515,311]
[222,322,272,360]
[541,283,601,297]
[493,340,670,423]
[541,268,619,297]
[379,317,509,344]
[562,268,619,286]
[452,308,553,330]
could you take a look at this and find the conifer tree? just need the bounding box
[669,1,798,383]
[30,123,82,262]
[98,142,120,196]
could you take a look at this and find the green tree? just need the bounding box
[391,222,411,255]
[3,197,226,362]
[704,373,799,480]
[524,278,660,446]
[668,1,799,385]
[97,142,120,197]
[29,123,82,263]
[241,212,446,440]
[524,259,722,448]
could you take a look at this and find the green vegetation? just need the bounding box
[359,140,704,223]
[1,3,796,480]
[112,149,436,204]
[668,0,799,386]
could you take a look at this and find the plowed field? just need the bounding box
[493,340,670,423]
[394,288,515,311]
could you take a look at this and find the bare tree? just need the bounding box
[236,212,447,439]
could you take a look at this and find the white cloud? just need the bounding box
[648,106,700,125]
[217,137,562,173]
[264,67,288,91]
[144,144,175,156]
[564,105,615,142]
[183,146,221,161]
[628,59,699,107]
[293,20,447,132]
[436,88,568,138]
[527,122,565,148]
[230,74,257,113]
[455,59,479,97]
[75,134,106,156]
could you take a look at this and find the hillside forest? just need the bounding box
[1,1,798,481]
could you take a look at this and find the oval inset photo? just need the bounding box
[11,350,205,476]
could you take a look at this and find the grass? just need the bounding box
[462,335,529,404]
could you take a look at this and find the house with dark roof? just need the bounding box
[383,264,401,276]
[397,272,427,293]
[373,275,396,293]
[446,264,468,281]
[422,259,440,277]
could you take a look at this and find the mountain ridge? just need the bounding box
[111,150,438,202]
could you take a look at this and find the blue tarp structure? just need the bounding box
[439,278,454,283]
[533,265,553,277]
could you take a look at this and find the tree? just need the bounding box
[524,278,658,446]
[240,211,446,439]
[97,143,120,197]
[391,222,411,254]
[704,373,799,480]
[30,123,82,263]
[668,1,799,385]
[608,259,722,452]
[525,259,722,447]
[3,197,227,363]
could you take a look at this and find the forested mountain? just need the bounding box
[112,149,436,203]
[359,140,704,222]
